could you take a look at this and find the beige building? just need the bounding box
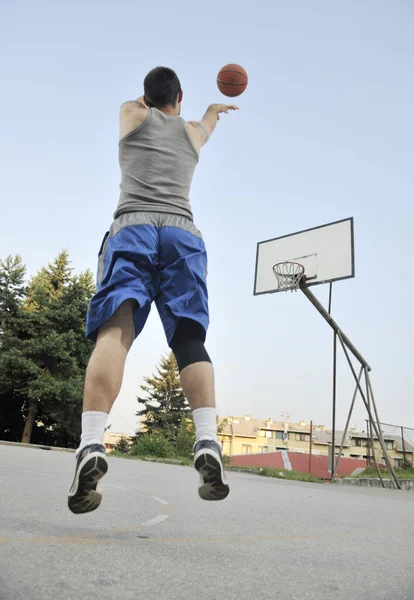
[218,415,413,468]
[103,416,413,468]
[103,431,133,452]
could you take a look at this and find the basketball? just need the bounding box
[217,64,248,97]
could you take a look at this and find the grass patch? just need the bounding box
[353,467,414,480]
[109,449,192,465]
[109,452,322,482]
[227,464,322,483]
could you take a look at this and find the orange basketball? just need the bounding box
[217,64,248,97]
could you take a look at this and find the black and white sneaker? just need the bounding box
[194,439,230,501]
[68,444,108,514]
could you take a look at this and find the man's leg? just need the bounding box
[179,361,219,441]
[170,320,229,501]
[179,361,215,410]
[157,221,227,500]
[83,299,136,415]
[170,319,217,438]
[68,300,135,514]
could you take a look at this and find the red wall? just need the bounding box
[230,451,367,479]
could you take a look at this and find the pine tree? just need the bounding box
[0,252,95,447]
[25,250,72,311]
[137,352,190,441]
[0,255,26,319]
[115,436,131,454]
[0,256,29,440]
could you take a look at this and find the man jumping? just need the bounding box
[68,66,238,514]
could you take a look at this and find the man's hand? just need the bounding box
[211,104,239,120]
[186,103,240,153]
[199,103,239,140]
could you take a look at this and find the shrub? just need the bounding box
[114,436,131,454]
[175,418,196,459]
[130,433,175,458]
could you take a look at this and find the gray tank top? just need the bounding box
[114,107,199,220]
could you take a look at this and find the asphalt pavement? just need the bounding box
[1,444,413,600]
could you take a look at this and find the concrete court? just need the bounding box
[0,444,413,600]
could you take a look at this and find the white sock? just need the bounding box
[77,411,108,454]
[192,407,219,443]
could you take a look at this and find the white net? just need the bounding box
[273,262,305,292]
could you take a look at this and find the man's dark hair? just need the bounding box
[144,67,182,109]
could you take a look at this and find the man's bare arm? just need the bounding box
[119,98,148,140]
[200,104,239,138]
[187,104,239,150]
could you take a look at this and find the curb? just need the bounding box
[142,457,186,466]
[334,477,414,491]
[0,440,75,453]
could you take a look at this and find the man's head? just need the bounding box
[144,67,183,115]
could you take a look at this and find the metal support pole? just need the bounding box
[332,367,363,479]
[300,286,371,371]
[365,419,371,468]
[328,283,337,478]
[300,284,399,489]
[309,420,313,474]
[365,370,384,486]
[364,369,400,488]
[336,338,400,489]
[337,334,397,486]
[401,426,407,467]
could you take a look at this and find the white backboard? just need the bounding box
[254,218,355,295]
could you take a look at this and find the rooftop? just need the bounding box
[218,416,414,452]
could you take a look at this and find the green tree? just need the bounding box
[137,352,189,441]
[25,250,72,311]
[0,255,26,318]
[175,416,196,459]
[130,433,175,458]
[0,256,28,439]
[115,435,131,454]
[0,252,95,447]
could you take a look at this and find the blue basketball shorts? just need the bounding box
[86,212,209,345]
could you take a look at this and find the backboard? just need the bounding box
[254,218,354,295]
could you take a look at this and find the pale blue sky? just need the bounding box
[2,1,413,434]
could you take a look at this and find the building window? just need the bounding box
[242,445,252,454]
[260,446,268,453]
[266,430,272,438]
[385,441,393,450]
[276,431,284,439]
[259,430,265,437]
[353,438,365,447]
[295,433,309,442]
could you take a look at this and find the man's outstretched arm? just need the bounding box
[187,104,239,149]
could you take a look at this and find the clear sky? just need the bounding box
[2,1,413,435]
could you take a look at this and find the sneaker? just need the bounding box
[194,439,230,501]
[68,443,108,514]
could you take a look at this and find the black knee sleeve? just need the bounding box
[170,318,211,372]
[171,338,211,372]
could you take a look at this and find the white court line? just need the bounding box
[142,514,169,526]
[105,484,128,490]
[150,495,169,506]
[17,470,56,477]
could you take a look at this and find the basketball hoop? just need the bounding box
[273,261,305,292]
